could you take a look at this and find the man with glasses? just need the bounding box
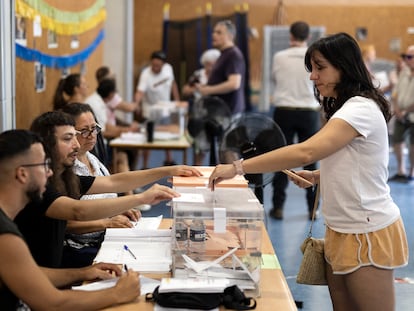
[0,129,141,310]
[389,45,414,183]
[196,20,246,115]
[15,111,201,268]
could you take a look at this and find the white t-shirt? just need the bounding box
[73,152,117,200]
[136,63,175,118]
[320,96,400,233]
[272,46,319,109]
[85,92,108,131]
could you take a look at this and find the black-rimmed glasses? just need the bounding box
[21,158,52,173]
[76,124,102,138]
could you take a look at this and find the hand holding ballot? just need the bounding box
[138,184,180,205]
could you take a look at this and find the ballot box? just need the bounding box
[171,186,264,296]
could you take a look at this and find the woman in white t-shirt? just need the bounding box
[208,33,408,311]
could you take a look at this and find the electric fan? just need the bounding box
[187,96,232,165]
[219,112,286,203]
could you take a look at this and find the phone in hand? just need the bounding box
[282,169,314,187]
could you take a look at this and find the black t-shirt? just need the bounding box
[207,46,246,114]
[15,176,95,268]
[0,208,24,310]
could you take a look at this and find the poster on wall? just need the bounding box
[35,62,46,93]
[15,15,27,46]
[48,30,58,49]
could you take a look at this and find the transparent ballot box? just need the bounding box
[171,187,264,295]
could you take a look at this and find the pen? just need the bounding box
[124,244,137,260]
[124,264,129,272]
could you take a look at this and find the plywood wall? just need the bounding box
[15,0,103,129]
[134,0,414,98]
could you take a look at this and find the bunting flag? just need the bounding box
[16,0,106,35]
[16,29,105,68]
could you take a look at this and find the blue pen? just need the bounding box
[124,244,137,260]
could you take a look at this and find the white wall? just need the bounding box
[104,0,134,102]
[0,0,16,130]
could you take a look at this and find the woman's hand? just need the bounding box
[208,164,237,189]
[288,170,317,188]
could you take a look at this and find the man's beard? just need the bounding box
[26,184,43,205]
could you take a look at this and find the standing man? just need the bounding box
[197,20,246,115]
[135,50,180,168]
[271,21,320,220]
[389,45,414,183]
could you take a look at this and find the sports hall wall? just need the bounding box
[15,0,104,129]
[15,0,414,128]
[134,0,414,104]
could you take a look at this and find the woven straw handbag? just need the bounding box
[296,185,328,285]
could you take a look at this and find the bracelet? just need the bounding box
[233,159,245,175]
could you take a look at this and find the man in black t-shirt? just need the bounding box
[15,111,201,268]
[196,20,246,115]
[0,129,141,310]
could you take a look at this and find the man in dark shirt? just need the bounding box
[15,111,201,268]
[0,129,141,310]
[197,20,246,115]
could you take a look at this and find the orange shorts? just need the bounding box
[324,218,408,274]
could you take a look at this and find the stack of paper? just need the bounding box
[94,217,172,273]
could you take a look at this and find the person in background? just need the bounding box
[209,32,408,311]
[361,44,394,96]
[53,73,88,111]
[196,20,246,116]
[86,78,139,175]
[270,21,320,220]
[14,111,201,268]
[388,45,414,183]
[182,48,221,101]
[0,129,140,310]
[182,48,221,165]
[135,50,180,168]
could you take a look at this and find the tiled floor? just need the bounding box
[141,144,414,310]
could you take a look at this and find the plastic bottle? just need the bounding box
[189,219,206,254]
[175,221,188,253]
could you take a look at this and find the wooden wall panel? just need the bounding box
[15,1,103,129]
[134,0,414,101]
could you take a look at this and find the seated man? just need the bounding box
[0,129,140,310]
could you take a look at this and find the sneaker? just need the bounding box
[309,209,320,221]
[270,208,283,220]
[388,174,408,183]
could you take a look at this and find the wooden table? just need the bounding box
[109,134,191,171]
[100,219,297,311]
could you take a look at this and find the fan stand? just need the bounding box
[209,135,219,166]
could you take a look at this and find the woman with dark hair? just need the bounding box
[209,32,408,310]
[53,73,88,110]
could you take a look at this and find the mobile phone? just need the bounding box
[282,169,314,187]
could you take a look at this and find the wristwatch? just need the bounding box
[233,159,245,175]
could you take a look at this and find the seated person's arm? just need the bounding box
[0,235,138,309]
[66,215,133,234]
[45,184,178,221]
